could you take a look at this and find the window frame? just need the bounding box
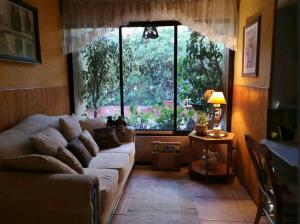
[68,21,234,135]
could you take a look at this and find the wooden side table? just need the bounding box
[188,130,235,181]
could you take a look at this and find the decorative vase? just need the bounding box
[195,124,208,136]
[201,150,219,170]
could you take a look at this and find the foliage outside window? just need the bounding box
[73,25,226,131]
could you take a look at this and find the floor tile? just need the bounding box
[236,198,257,222]
[200,220,245,224]
[110,214,126,224]
[246,217,268,224]
[114,193,132,215]
[181,181,233,198]
[228,178,251,200]
[195,197,244,222]
[124,179,136,194]
[130,168,160,180]
[114,167,261,224]
[235,198,268,224]
[155,167,190,182]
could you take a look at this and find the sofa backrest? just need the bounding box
[0,114,63,158]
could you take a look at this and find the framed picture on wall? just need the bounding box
[242,16,260,76]
[0,0,41,64]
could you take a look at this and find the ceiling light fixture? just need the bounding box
[142,26,159,39]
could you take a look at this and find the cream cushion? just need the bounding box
[88,153,130,183]
[56,147,84,174]
[79,118,106,135]
[84,168,119,219]
[59,114,82,142]
[0,154,77,174]
[30,127,68,156]
[79,130,99,156]
[83,168,118,206]
[100,142,135,164]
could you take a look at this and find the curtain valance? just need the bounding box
[62,0,238,54]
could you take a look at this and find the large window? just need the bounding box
[72,24,228,132]
[122,26,174,130]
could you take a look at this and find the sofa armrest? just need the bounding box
[0,172,100,224]
[117,126,135,143]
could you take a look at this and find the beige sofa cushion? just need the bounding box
[79,130,99,156]
[0,114,65,159]
[83,168,118,197]
[79,118,106,135]
[83,168,119,223]
[59,114,82,142]
[100,142,135,164]
[56,147,84,174]
[88,153,130,183]
[0,154,77,174]
[30,127,68,156]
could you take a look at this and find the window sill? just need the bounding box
[135,130,190,136]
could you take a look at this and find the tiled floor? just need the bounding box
[111,166,267,224]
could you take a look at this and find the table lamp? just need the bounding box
[207,91,227,136]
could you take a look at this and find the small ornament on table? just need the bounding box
[201,149,219,170]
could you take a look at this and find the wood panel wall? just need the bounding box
[231,85,269,203]
[0,86,70,132]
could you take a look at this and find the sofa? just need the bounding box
[0,114,135,224]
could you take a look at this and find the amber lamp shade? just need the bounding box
[208,92,227,106]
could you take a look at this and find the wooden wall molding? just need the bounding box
[0,86,70,132]
[234,84,269,89]
[0,85,69,91]
[231,84,268,203]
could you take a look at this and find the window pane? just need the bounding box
[72,29,120,121]
[177,26,226,131]
[122,27,174,130]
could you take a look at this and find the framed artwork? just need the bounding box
[0,0,41,64]
[242,16,260,76]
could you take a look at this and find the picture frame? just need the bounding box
[242,16,260,77]
[0,0,41,64]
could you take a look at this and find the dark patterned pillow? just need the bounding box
[67,137,92,168]
[93,127,121,150]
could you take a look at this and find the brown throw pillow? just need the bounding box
[59,114,82,142]
[67,137,92,168]
[78,130,99,156]
[30,127,68,157]
[0,154,77,174]
[56,147,84,174]
[93,127,121,150]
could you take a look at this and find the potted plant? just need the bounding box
[195,111,208,136]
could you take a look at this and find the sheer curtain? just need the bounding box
[62,0,238,54]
